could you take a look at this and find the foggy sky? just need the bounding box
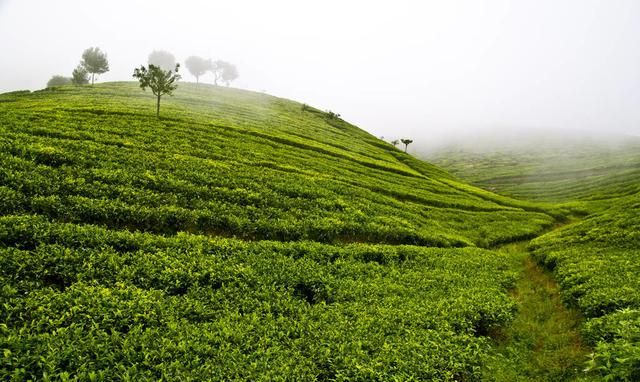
[1,0,639,144]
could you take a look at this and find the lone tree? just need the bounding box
[391,139,400,147]
[148,50,176,71]
[46,75,71,88]
[401,139,413,153]
[71,65,89,85]
[212,60,238,86]
[80,47,109,85]
[132,64,181,117]
[185,56,211,83]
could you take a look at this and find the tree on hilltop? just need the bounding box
[185,56,211,83]
[401,139,413,153]
[212,60,239,86]
[80,47,109,85]
[148,50,177,71]
[71,65,89,85]
[133,63,181,117]
[391,139,400,147]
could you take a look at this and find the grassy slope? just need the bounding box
[0,83,564,380]
[425,135,640,380]
[426,134,640,208]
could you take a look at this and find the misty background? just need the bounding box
[1,0,639,150]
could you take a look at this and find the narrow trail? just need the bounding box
[482,224,592,381]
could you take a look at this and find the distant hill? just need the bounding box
[423,128,640,205]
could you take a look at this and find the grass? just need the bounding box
[483,241,591,381]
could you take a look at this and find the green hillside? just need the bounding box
[426,133,640,206]
[0,83,569,380]
[426,135,640,380]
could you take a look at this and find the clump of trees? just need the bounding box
[326,110,341,119]
[46,75,71,88]
[184,55,239,86]
[133,64,181,118]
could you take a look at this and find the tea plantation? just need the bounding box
[0,83,635,380]
[430,137,640,380]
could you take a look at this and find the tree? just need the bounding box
[401,139,413,153]
[220,62,239,86]
[46,75,71,88]
[185,56,211,83]
[391,139,400,147]
[148,50,176,71]
[80,47,109,85]
[132,64,181,117]
[211,60,238,86]
[71,65,89,85]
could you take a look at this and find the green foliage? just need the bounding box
[132,64,181,117]
[80,47,109,85]
[0,82,570,379]
[530,195,640,380]
[71,65,89,85]
[46,75,71,88]
[0,214,519,380]
[326,110,341,119]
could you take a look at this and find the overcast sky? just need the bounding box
[1,0,639,144]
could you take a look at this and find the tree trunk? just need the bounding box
[91,73,95,86]
[404,144,408,153]
[156,94,161,118]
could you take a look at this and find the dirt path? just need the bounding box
[482,239,592,381]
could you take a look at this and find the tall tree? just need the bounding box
[132,64,181,117]
[80,47,109,85]
[148,50,176,71]
[185,56,211,83]
[391,139,400,147]
[71,65,89,85]
[401,139,413,153]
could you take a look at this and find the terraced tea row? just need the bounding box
[0,84,557,247]
[529,195,640,380]
[0,215,517,380]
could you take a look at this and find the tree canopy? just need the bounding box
[184,56,211,83]
[220,62,239,86]
[132,64,181,117]
[46,75,71,88]
[80,47,109,85]
[71,65,89,85]
[401,139,413,153]
[148,50,176,71]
